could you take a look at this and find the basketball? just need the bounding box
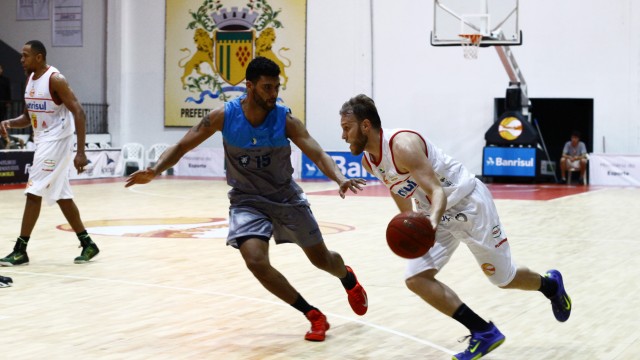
[385,211,435,259]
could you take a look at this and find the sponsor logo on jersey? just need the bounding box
[239,154,250,168]
[455,213,468,222]
[482,263,496,276]
[494,238,508,248]
[27,101,48,111]
[43,159,56,172]
[492,225,502,238]
[396,179,418,198]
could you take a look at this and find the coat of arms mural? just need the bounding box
[165,0,306,126]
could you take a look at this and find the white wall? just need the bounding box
[2,0,640,174]
[372,0,640,173]
[107,0,639,173]
[105,0,372,150]
[106,0,193,148]
[306,0,373,150]
[0,0,106,103]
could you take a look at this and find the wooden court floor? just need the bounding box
[1,177,639,359]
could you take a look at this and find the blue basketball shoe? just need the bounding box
[453,322,505,360]
[546,269,572,322]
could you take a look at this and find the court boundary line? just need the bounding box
[1,270,456,356]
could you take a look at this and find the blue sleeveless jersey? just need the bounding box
[222,96,298,199]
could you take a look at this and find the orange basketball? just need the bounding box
[386,211,435,259]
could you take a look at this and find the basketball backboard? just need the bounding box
[431,0,521,47]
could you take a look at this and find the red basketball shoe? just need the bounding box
[305,309,330,341]
[345,266,368,315]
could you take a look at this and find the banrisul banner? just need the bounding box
[301,151,377,180]
[483,147,536,177]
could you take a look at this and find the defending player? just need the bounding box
[126,57,368,341]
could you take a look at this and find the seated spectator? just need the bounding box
[559,130,588,184]
[0,132,24,149]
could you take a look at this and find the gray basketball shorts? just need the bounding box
[226,199,324,249]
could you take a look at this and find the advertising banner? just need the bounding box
[0,151,34,184]
[589,153,640,186]
[482,147,536,177]
[173,147,301,179]
[173,147,226,177]
[70,149,123,180]
[1,150,123,184]
[301,151,377,180]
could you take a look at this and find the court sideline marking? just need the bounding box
[1,270,456,356]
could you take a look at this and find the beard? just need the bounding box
[251,89,276,111]
[349,128,368,155]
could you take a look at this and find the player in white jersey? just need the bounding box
[0,40,99,266]
[339,94,571,360]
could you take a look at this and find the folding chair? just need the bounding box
[146,143,171,175]
[121,143,145,175]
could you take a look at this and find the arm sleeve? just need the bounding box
[579,142,587,155]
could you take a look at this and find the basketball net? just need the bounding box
[459,34,483,60]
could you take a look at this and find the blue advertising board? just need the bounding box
[0,150,34,184]
[483,147,536,177]
[301,151,378,180]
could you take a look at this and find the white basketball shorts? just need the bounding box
[25,136,74,205]
[406,179,517,287]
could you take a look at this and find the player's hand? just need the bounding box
[430,218,439,232]
[415,210,438,231]
[73,152,88,174]
[125,168,157,187]
[0,121,9,137]
[338,178,366,198]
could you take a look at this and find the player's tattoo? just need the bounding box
[195,115,211,131]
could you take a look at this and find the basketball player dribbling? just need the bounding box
[339,94,571,360]
[0,40,99,267]
[126,57,368,341]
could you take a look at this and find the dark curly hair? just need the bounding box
[246,56,280,83]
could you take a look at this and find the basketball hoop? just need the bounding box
[459,34,483,60]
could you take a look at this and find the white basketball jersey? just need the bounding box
[25,66,75,143]
[364,128,476,211]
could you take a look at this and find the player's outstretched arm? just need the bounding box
[287,114,365,198]
[125,108,224,188]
